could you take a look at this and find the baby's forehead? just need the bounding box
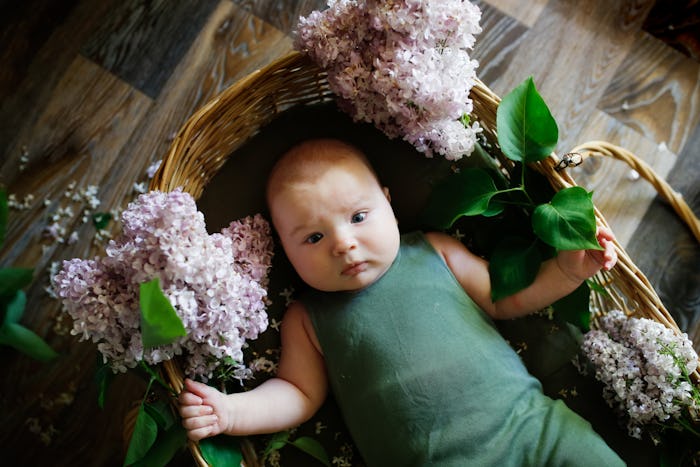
[268,140,375,190]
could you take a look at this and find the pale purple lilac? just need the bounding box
[295,0,482,160]
[53,189,274,381]
[581,310,699,439]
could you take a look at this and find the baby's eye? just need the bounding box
[306,233,323,244]
[351,212,367,224]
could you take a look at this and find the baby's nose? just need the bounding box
[333,235,357,255]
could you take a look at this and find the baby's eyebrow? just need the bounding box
[290,223,313,238]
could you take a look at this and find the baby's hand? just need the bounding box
[178,378,231,441]
[556,226,617,283]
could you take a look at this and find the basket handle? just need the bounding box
[565,140,700,244]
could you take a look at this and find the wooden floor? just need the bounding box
[1,0,698,465]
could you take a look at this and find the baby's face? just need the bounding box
[269,160,400,292]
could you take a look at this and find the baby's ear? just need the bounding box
[383,187,391,202]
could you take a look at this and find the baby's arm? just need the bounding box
[426,226,617,320]
[178,301,328,441]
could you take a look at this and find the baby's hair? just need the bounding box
[265,138,380,207]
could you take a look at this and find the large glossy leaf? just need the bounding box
[532,187,600,251]
[264,431,291,457]
[200,435,243,467]
[0,290,58,361]
[0,268,33,297]
[95,355,114,409]
[421,168,504,229]
[0,322,59,361]
[131,423,186,467]
[124,404,159,466]
[144,399,175,430]
[552,281,591,332]
[489,237,542,301]
[496,77,558,163]
[291,437,331,467]
[3,289,26,324]
[139,278,186,349]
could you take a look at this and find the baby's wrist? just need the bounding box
[554,255,587,286]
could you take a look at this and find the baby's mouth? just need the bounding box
[342,261,367,276]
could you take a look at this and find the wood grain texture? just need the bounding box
[598,31,700,154]
[232,0,327,34]
[471,0,530,88]
[483,0,549,27]
[0,0,122,159]
[0,0,81,104]
[0,55,153,466]
[491,0,656,153]
[81,0,220,98]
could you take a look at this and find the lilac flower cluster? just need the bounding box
[581,310,699,439]
[295,0,483,160]
[53,189,274,381]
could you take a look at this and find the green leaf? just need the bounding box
[3,289,26,324]
[138,362,177,396]
[139,278,186,349]
[552,281,591,332]
[422,168,504,229]
[0,322,59,361]
[131,423,187,467]
[586,279,610,298]
[0,268,33,297]
[532,187,601,251]
[95,355,115,409]
[291,437,331,467]
[264,431,291,457]
[489,237,542,301]
[143,399,175,430]
[496,77,558,163]
[124,404,159,466]
[0,188,7,247]
[92,212,112,230]
[199,435,243,467]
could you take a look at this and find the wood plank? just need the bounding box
[0,0,81,104]
[472,0,530,88]
[489,0,656,154]
[482,0,548,27]
[81,0,220,98]
[95,0,295,215]
[0,0,123,160]
[0,54,153,466]
[1,55,152,268]
[231,0,327,34]
[598,31,700,155]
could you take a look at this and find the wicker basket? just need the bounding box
[150,50,700,466]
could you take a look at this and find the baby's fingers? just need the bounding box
[598,227,617,271]
[182,414,220,441]
[596,225,616,243]
[179,404,213,419]
[178,390,203,406]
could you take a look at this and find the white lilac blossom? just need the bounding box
[581,310,700,440]
[295,0,483,160]
[146,159,162,179]
[53,189,274,381]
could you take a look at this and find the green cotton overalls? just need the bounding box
[303,232,624,467]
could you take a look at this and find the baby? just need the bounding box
[178,138,623,466]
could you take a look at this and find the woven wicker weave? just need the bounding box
[150,50,700,467]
